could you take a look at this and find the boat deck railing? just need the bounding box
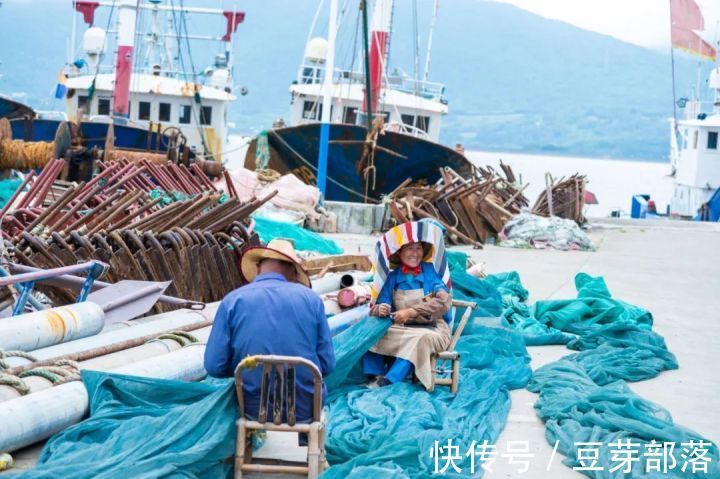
[295,63,447,102]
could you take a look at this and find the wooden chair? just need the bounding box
[234,355,326,479]
[428,299,477,394]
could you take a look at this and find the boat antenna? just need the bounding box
[669,0,678,125]
[360,0,373,130]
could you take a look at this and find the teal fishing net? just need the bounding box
[527,274,718,478]
[11,258,718,478]
[13,259,530,479]
[0,179,22,209]
[11,372,238,479]
[252,216,343,254]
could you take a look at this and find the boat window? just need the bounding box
[179,105,192,124]
[138,101,151,121]
[159,103,171,122]
[303,101,321,120]
[78,95,89,113]
[344,107,357,124]
[708,131,718,150]
[98,98,111,116]
[416,116,430,133]
[400,115,431,133]
[200,106,212,125]
[693,130,698,149]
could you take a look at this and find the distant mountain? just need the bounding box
[0,0,713,161]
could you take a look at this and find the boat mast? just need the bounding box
[359,0,393,128]
[317,0,339,198]
[112,0,140,118]
[423,0,439,82]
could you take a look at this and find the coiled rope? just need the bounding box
[0,140,55,169]
[0,349,38,371]
[149,330,200,347]
[19,359,81,385]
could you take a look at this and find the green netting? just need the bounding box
[446,251,570,346]
[252,216,343,254]
[15,268,529,479]
[0,179,22,209]
[12,372,238,479]
[528,274,718,478]
[12,258,718,478]
[322,321,531,478]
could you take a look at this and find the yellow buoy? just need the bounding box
[0,452,13,471]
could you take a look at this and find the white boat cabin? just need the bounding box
[671,67,720,217]
[288,38,448,142]
[64,73,234,160]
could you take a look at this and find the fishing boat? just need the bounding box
[668,0,720,220]
[243,0,473,203]
[7,0,245,162]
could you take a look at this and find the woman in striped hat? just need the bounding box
[364,219,452,388]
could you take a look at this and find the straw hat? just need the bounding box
[240,239,311,288]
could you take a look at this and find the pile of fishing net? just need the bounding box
[499,211,594,251]
[492,271,719,478]
[13,254,719,478]
[252,216,343,255]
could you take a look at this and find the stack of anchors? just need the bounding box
[0,270,372,455]
[2,157,283,306]
[387,163,529,247]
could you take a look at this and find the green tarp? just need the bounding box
[252,217,343,255]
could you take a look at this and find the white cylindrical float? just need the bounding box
[0,341,209,453]
[0,303,105,352]
[2,304,219,368]
[0,328,213,402]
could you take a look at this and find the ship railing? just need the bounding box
[679,99,719,120]
[295,63,446,102]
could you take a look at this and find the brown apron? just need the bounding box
[370,288,451,388]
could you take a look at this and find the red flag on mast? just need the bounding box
[670,0,717,60]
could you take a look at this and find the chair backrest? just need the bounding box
[447,300,477,352]
[234,355,323,426]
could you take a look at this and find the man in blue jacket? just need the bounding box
[204,239,335,422]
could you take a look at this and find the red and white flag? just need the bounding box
[670,0,717,61]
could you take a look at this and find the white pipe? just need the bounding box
[100,302,218,332]
[0,329,213,402]
[328,305,369,334]
[0,303,104,352]
[2,305,218,368]
[0,342,209,453]
[311,271,372,295]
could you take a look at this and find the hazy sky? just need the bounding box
[494,0,720,50]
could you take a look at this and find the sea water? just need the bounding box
[467,151,673,218]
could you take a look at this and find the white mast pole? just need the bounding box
[70,6,78,66]
[320,0,337,124]
[423,0,439,82]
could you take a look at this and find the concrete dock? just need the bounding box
[326,218,720,478]
[7,218,720,478]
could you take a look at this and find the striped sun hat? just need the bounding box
[371,219,450,300]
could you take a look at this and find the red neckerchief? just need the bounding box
[401,263,421,276]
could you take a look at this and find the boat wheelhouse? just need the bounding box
[670,67,720,217]
[59,0,243,161]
